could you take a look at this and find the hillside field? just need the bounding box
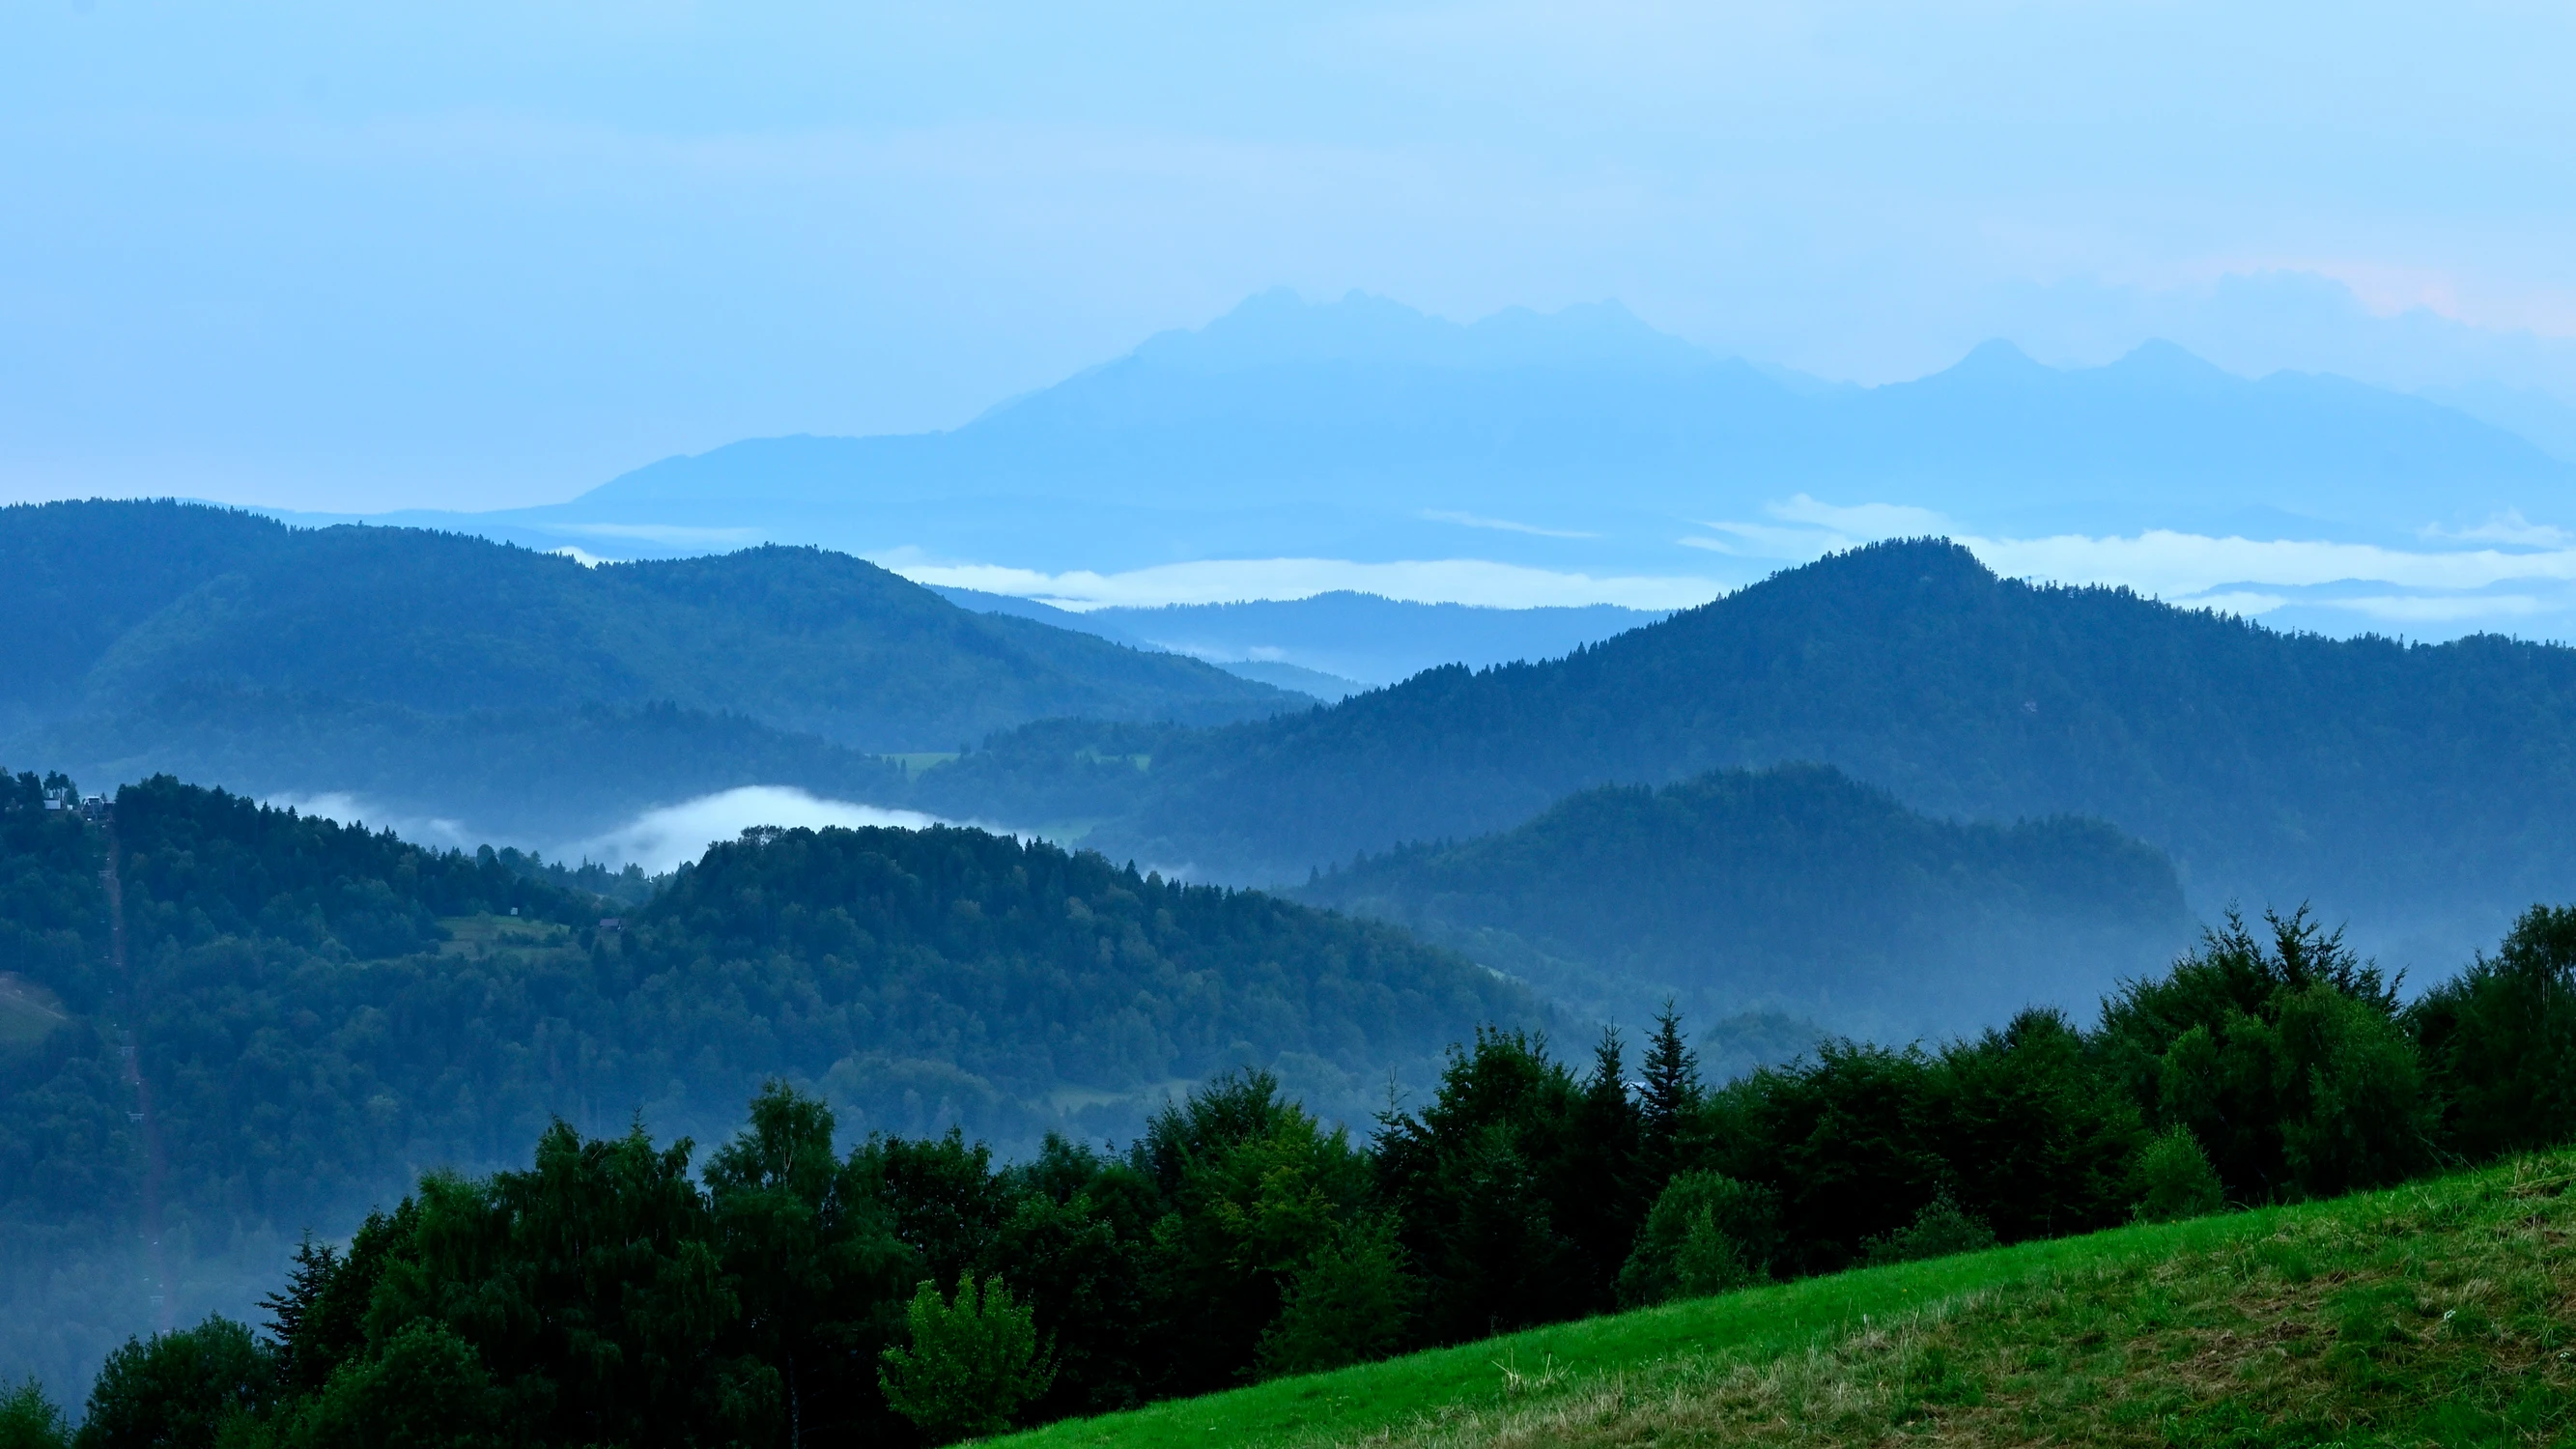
[1002,1153,2576,1449]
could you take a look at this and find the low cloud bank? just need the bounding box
[264,786,974,876]
[265,792,476,851]
[566,786,947,873]
[1681,496,2576,636]
[875,552,1722,611]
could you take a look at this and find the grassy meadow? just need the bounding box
[1001,1153,2576,1449]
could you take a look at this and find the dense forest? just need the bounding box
[916,539,2576,956]
[15,899,2574,1447]
[0,500,1301,841]
[1297,762,2189,1037]
[0,769,1530,1401]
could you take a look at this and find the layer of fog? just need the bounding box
[269,786,962,875]
[565,786,947,874]
[264,792,480,851]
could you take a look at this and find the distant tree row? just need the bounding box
[23,898,2576,1447]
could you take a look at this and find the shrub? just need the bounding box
[1616,1172,1778,1306]
[2131,1126,2225,1221]
[1862,1194,1997,1265]
[879,1273,1056,1444]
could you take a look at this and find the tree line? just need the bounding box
[14,898,2576,1448]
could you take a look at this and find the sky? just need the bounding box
[7,1,2576,516]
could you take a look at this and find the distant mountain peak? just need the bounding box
[1943,338,2052,377]
[2106,337,2237,384]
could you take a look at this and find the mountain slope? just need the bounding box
[1296,764,2189,1036]
[1,501,1302,838]
[61,513,1292,745]
[0,499,292,725]
[920,539,2576,958]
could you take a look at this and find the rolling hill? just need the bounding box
[1295,764,2190,1037]
[1,499,1303,841]
[916,538,2576,965]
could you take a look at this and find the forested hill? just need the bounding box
[0,499,1298,840]
[919,538,2576,955]
[0,767,1531,1397]
[1296,764,2191,1037]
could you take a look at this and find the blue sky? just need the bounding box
[6,1,2576,513]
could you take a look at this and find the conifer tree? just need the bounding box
[1639,1003,1703,1187]
[257,1235,342,1396]
[1563,1026,1646,1293]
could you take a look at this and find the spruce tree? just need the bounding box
[257,1234,341,1395]
[1639,1003,1703,1188]
[1564,1027,1645,1303]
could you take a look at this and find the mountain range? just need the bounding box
[25,497,2576,980]
[929,584,1666,695]
[332,292,2576,602]
[916,538,2576,970]
[580,312,2558,535]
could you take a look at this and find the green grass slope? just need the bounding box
[1004,1153,2576,1449]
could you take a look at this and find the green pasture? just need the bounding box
[1002,1154,2576,1448]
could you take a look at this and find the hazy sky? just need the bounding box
[7,1,2576,510]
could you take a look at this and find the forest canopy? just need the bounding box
[0,768,1532,1400]
[27,900,2576,1448]
[1297,762,2189,1037]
